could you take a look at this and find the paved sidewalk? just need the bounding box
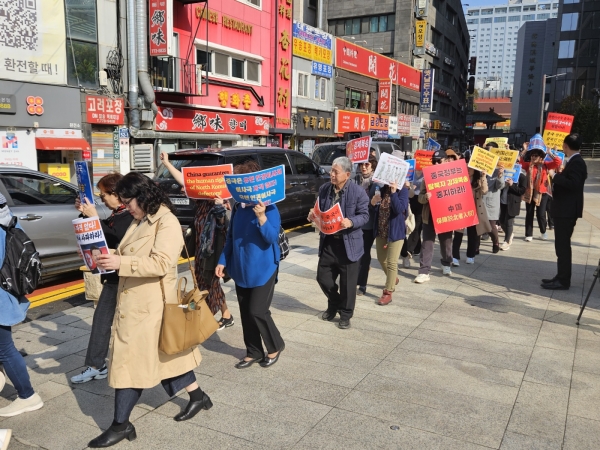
[2,161,600,449]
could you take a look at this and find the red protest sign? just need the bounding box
[182,164,233,200]
[313,199,344,235]
[346,136,371,163]
[423,159,479,234]
[414,150,434,171]
[544,113,574,133]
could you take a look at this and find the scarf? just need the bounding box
[524,164,543,206]
[358,172,373,192]
[107,204,128,228]
[377,189,392,243]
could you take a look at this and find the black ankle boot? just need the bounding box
[174,391,213,422]
[88,422,136,448]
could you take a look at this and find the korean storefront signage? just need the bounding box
[398,114,411,135]
[149,0,173,56]
[293,21,333,65]
[0,95,16,114]
[335,110,369,134]
[311,62,333,79]
[369,115,389,131]
[420,69,434,112]
[298,109,334,137]
[1,0,67,85]
[378,80,392,114]
[417,0,428,17]
[274,0,293,130]
[156,107,271,135]
[217,90,253,110]
[388,116,398,138]
[415,21,426,47]
[410,116,421,138]
[425,42,438,57]
[86,96,125,125]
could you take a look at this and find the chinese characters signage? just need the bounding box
[526,32,538,96]
[149,0,172,56]
[298,109,334,137]
[274,0,293,130]
[292,21,333,65]
[378,80,392,114]
[335,110,369,134]
[86,96,125,125]
[156,107,271,135]
[543,112,574,149]
[420,69,434,112]
[415,21,426,47]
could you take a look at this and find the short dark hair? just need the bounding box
[486,142,499,148]
[97,172,123,194]
[115,172,175,215]
[563,133,581,151]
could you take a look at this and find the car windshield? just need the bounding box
[314,145,346,165]
[155,155,221,179]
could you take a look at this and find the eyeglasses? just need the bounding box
[359,163,371,167]
[99,192,113,200]
[121,198,133,205]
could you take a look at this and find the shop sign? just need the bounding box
[0,95,16,114]
[311,62,333,79]
[398,114,411,135]
[415,21,426,47]
[37,129,82,138]
[425,42,438,57]
[149,0,172,56]
[417,0,428,17]
[335,110,369,134]
[39,163,71,182]
[369,114,389,131]
[297,109,334,137]
[410,116,421,138]
[217,90,253,109]
[420,69,434,112]
[197,7,253,35]
[0,130,36,169]
[444,57,455,67]
[274,0,293,130]
[378,80,392,114]
[156,107,271,135]
[26,96,44,115]
[388,116,398,137]
[86,96,125,125]
[292,21,333,65]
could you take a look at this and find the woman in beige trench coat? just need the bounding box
[89,172,212,448]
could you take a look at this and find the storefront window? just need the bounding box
[231,58,244,79]
[65,0,99,88]
[345,87,369,110]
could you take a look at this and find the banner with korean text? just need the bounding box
[313,200,344,235]
[75,162,94,204]
[406,159,416,182]
[182,164,233,200]
[543,113,574,150]
[346,136,371,163]
[504,164,522,183]
[426,137,440,151]
[468,146,500,176]
[420,69,434,112]
[224,165,285,205]
[484,137,508,147]
[489,147,519,169]
[423,159,479,234]
[73,217,113,274]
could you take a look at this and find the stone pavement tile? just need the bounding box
[34,380,72,403]
[435,301,547,326]
[577,323,600,343]
[27,353,86,388]
[563,415,600,450]
[500,431,562,449]
[351,307,425,327]
[334,314,420,337]
[12,330,63,356]
[68,317,94,331]
[372,359,520,406]
[292,429,368,450]
[295,320,406,346]
[506,381,570,442]
[353,300,432,320]
[574,338,600,375]
[24,336,89,371]
[269,312,311,329]
[524,346,574,388]
[311,408,488,450]
[568,370,600,422]
[398,337,529,372]
[337,389,508,448]
[535,320,578,352]
[194,345,246,377]
[36,311,83,325]
[16,320,90,343]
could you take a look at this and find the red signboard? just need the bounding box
[544,113,574,133]
[414,149,435,171]
[273,0,293,131]
[397,114,411,135]
[313,200,344,235]
[378,80,392,114]
[182,164,233,200]
[335,110,370,133]
[149,0,169,56]
[156,107,271,135]
[423,159,479,234]
[86,96,125,125]
[346,136,371,163]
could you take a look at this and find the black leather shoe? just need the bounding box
[338,319,351,329]
[88,423,136,448]
[542,276,558,284]
[541,280,569,290]
[235,356,263,369]
[174,392,213,421]
[259,344,284,368]
[321,310,336,321]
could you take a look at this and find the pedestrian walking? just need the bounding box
[71,174,134,384]
[463,164,492,265]
[89,173,211,448]
[482,167,506,253]
[400,173,423,268]
[309,157,369,329]
[216,160,285,369]
[541,133,587,290]
[160,152,233,329]
[499,171,527,250]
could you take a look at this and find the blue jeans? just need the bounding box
[0,325,34,399]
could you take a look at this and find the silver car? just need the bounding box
[0,166,110,280]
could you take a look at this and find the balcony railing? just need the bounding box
[150,56,205,96]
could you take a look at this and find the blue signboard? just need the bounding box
[311,61,333,78]
[118,127,129,138]
[420,69,434,112]
[426,138,441,151]
[405,159,416,182]
[224,165,286,205]
[504,164,522,183]
[545,150,565,164]
[75,161,94,204]
[292,21,333,51]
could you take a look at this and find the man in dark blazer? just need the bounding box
[541,133,588,290]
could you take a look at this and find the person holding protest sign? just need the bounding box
[499,170,527,251]
[400,172,423,268]
[160,152,234,330]
[520,134,562,242]
[482,166,505,254]
[309,157,370,329]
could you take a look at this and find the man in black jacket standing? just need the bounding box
[541,133,587,290]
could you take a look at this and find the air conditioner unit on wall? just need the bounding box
[130,144,154,172]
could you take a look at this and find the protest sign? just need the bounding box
[182,164,233,200]
[468,146,500,176]
[73,217,113,274]
[423,159,479,234]
[345,136,371,163]
[504,164,522,183]
[484,137,508,147]
[405,159,416,182]
[414,150,434,170]
[372,153,410,187]
[426,138,441,151]
[489,147,519,169]
[313,199,344,235]
[224,165,286,205]
[74,161,94,203]
[544,150,565,164]
[542,112,573,149]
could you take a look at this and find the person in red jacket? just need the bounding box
[520,134,561,241]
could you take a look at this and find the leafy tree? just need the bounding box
[557,96,600,143]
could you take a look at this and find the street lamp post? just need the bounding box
[539,73,566,132]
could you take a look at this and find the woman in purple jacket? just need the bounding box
[372,182,409,305]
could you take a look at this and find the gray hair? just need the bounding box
[331,156,352,174]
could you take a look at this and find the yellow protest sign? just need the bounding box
[468,146,500,176]
[542,130,568,150]
[484,137,508,147]
[489,147,519,169]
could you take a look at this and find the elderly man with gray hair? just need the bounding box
[308,156,370,329]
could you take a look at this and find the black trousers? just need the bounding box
[525,193,550,236]
[114,370,196,423]
[554,217,577,287]
[452,230,463,260]
[85,282,118,368]
[317,236,360,320]
[235,269,284,359]
[466,226,479,258]
[401,213,423,258]
[357,229,376,288]
[547,197,554,228]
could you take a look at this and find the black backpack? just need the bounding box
[0,217,42,298]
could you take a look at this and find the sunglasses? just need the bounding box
[121,198,134,205]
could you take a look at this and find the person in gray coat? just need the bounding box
[482,167,505,253]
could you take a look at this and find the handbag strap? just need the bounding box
[153,219,168,305]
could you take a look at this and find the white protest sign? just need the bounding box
[372,152,410,187]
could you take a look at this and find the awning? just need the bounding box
[35,137,91,151]
[130,129,241,141]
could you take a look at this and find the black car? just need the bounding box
[154,147,328,248]
[311,140,406,174]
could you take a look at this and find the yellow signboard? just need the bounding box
[416,20,426,47]
[484,137,508,146]
[468,146,500,176]
[39,164,71,182]
[543,130,568,150]
[489,148,519,169]
[292,38,332,65]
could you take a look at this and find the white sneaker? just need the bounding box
[0,393,43,417]
[541,232,548,240]
[452,258,460,267]
[466,257,475,264]
[500,242,510,251]
[402,256,411,268]
[0,429,11,450]
[524,236,533,242]
[70,365,108,384]
[442,266,452,276]
[0,371,5,393]
[414,274,431,284]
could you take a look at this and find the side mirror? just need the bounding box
[318,167,327,176]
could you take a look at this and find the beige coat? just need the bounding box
[473,176,493,236]
[108,205,201,389]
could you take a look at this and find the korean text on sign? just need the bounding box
[312,199,344,235]
[423,159,479,234]
[406,159,416,182]
[72,217,114,274]
[74,162,94,203]
[182,164,233,200]
[468,146,500,176]
[224,165,286,205]
[504,164,522,183]
[414,150,435,171]
[489,148,519,169]
[346,136,371,164]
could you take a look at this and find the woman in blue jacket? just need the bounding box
[372,182,409,306]
[216,161,284,369]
